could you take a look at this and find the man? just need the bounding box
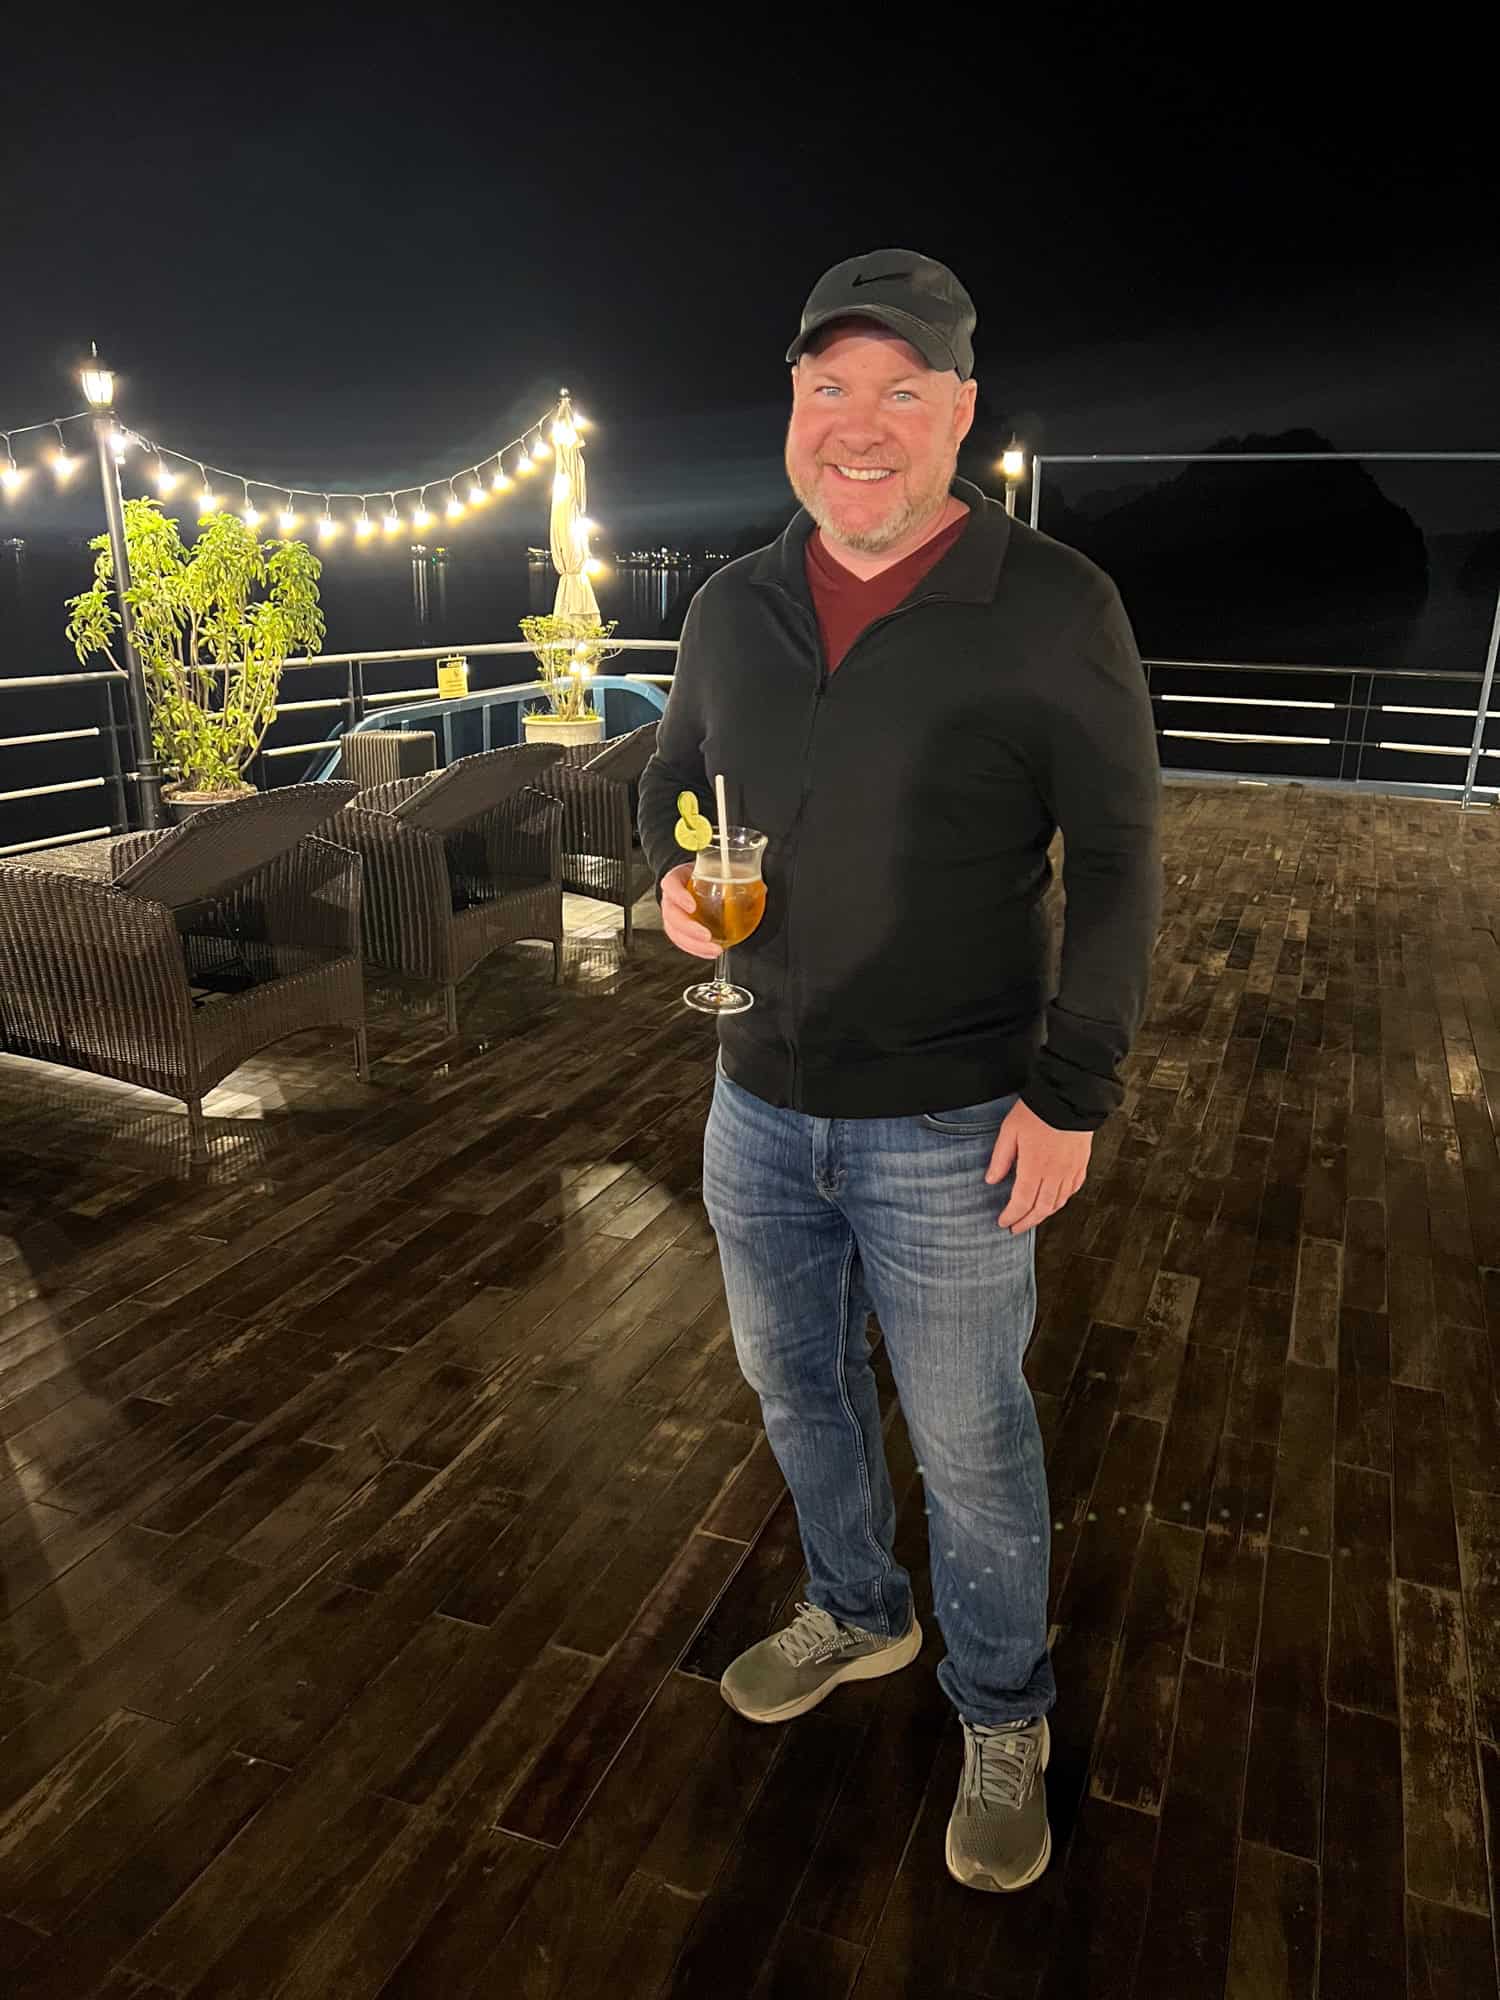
[637,250,1162,1894]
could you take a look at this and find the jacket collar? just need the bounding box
[750,476,1012,608]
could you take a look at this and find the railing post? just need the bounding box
[1460,581,1500,811]
[101,675,129,832]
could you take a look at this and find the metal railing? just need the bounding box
[4,609,1498,858]
[1027,450,1500,811]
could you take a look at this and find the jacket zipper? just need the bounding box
[765,586,950,1107]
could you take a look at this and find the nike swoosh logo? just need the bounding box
[852,271,904,287]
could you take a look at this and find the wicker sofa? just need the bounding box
[0,784,364,1156]
[334,743,564,1032]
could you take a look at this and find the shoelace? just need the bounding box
[960,1721,1041,1812]
[773,1601,865,1667]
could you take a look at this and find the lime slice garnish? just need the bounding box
[676,790,700,819]
[674,814,713,852]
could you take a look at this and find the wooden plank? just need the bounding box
[1151,1343,1231,1531]
[1131,1659,1253,1998]
[1225,1842,1318,2000]
[1405,1895,1500,2000]
[1455,1485,1500,1742]
[1189,1432,1275,1673]
[1289,1234,1341,1367]
[1395,1580,1490,1913]
[1269,1360,1336,1553]
[1090,1519,1202,1813]
[1392,1383,1462,1591]
[1321,1705,1408,1994]
[1336,1306,1392,1473]
[1241,1544,1329,1861]
[1329,1463,1398,1719]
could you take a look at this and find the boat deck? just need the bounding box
[1,779,1497,1998]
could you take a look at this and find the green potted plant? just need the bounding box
[518,611,621,748]
[66,498,325,819]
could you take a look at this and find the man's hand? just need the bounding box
[660,863,721,959]
[986,1097,1093,1234]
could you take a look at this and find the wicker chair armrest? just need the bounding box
[351,774,431,816]
[531,761,631,864]
[0,865,192,1058]
[472,784,562,883]
[196,835,364,956]
[109,829,172,875]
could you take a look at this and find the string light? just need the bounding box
[51,423,76,484]
[0,396,575,542]
[585,557,605,578]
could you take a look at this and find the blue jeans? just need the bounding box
[702,1063,1056,1727]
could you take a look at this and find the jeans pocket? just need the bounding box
[920,1091,1020,1135]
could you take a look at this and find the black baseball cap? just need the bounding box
[786,249,977,380]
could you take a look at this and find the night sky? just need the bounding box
[3,16,1497,547]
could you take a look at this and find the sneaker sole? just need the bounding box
[944,1715,1052,1893]
[719,1616,924,1724]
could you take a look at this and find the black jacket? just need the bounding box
[637,480,1163,1131]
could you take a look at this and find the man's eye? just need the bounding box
[891,391,916,402]
[815,385,843,397]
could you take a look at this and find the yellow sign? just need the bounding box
[436,655,469,699]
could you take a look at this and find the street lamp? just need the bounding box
[81,345,163,828]
[1000,438,1026,518]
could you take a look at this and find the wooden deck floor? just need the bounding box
[1,780,1498,2000]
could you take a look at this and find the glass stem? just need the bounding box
[716,949,729,995]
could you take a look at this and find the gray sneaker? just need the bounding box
[719,1600,923,1724]
[945,1716,1052,1892]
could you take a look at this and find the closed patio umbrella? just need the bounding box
[549,390,599,621]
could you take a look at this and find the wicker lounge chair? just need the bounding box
[338,729,438,788]
[334,743,564,1033]
[533,722,659,948]
[0,783,364,1157]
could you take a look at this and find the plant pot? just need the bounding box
[522,713,605,748]
[162,782,256,824]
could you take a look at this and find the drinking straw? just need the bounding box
[714,772,731,877]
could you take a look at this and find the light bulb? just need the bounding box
[491,467,511,492]
[468,480,487,506]
[585,558,605,578]
[446,495,465,521]
[578,517,597,537]
[532,436,551,460]
[156,461,178,496]
[1001,442,1025,480]
[199,487,219,513]
[242,504,262,528]
[516,451,534,475]
[383,506,401,534]
[413,504,432,528]
[318,514,339,542]
[279,507,299,533]
[1,464,25,495]
[551,419,576,447]
[356,514,374,540]
[110,429,129,464]
[53,451,77,483]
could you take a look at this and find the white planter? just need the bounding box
[523,713,605,748]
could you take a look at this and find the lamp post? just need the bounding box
[81,347,162,829]
[1000,438,1026,519]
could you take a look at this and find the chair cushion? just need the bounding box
[112,784,356,911]
[389,743,559,834]
[580,722,660,781]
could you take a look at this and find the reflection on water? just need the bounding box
[526,553,698,633]
[410,545,449,627]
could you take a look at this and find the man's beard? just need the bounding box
[786,449,955,554]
